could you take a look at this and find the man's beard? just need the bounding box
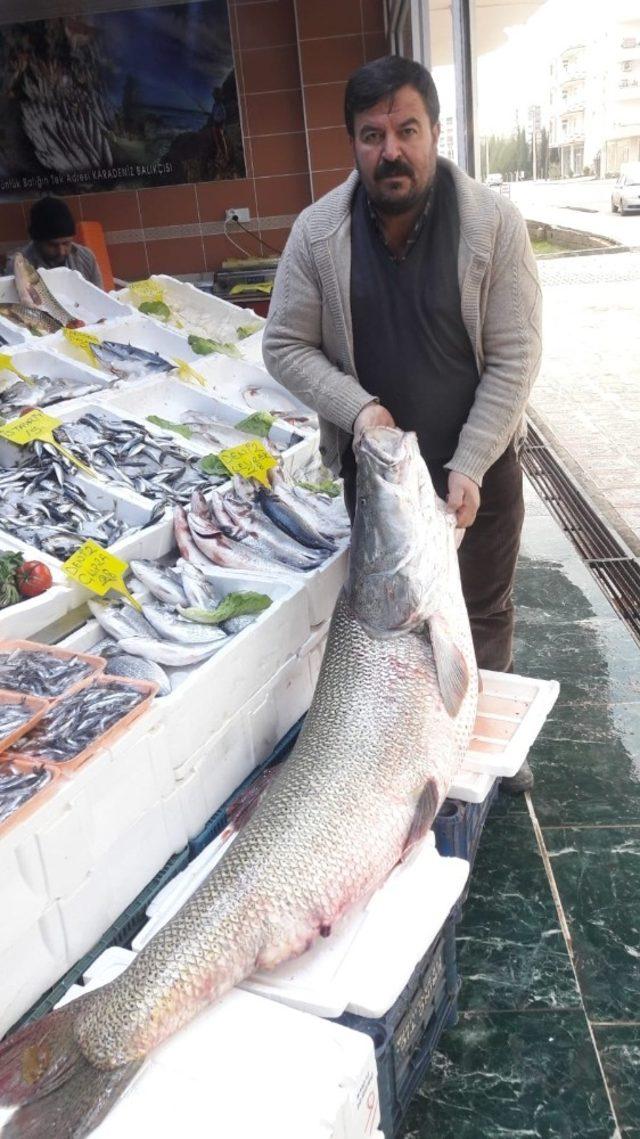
[360,157,434,217]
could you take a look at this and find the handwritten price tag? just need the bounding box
[218,440,277,487]
[0,353,35,387]
[62,541,141,610]
[0,409,97,476]
[63,327,101,364]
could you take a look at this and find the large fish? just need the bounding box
[12,253,83,328]
[0,427,478,1137]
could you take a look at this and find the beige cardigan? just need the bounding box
[262,159,542,486]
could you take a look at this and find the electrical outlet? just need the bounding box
[225,207,250,223]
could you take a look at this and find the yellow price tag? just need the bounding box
[62,540,142,610]
[130,279,166,304]
[0,409,97,476]
[229,282,273,296]
[218,440,277,488]
[0,353,35,387]
[173,357,207,387]
[63,327,101,364]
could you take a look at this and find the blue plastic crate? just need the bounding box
[433,777,499,866]
[335,912,459,1138]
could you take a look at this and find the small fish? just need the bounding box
[0,699,35,738]
[0,303,61,336]
[0,763,51,825]
[256,487,336,553]
[13,252,82,327]
[103,654,172,697]
[0,648,94,698]
[90,341,172,380]
[116,636,226,667]
[141,601,227,645]
[8,680,145,763]
[129,561,186,607]
[0,374,102,416]
[87,600,155,641]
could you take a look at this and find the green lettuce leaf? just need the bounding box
[199,453,230,477]
[181,591,272,625]
[296,478,341,498]
[147,415,193,439]
[139,300,172,321]
[234,411,275,438]
[188,334,241,358]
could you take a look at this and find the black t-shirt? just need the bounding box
[345,164,480,499]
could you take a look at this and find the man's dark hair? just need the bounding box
[345,55,440,137]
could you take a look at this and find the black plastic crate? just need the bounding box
[336,912,459,1138]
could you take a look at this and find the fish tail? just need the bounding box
[0,1000,141,1138]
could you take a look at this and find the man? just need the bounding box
[7,196,103,288]
[263,56,542,794]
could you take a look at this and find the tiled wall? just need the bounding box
[0,0,386,282]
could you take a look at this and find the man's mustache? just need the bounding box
[375,159,414,181]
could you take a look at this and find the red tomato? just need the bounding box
[15,561,53,598]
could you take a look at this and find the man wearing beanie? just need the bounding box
[7,197,103,288]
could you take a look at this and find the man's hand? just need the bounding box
[353,401,396,447]
[446,470,480,528]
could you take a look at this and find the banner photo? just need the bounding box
[0,2,245,195]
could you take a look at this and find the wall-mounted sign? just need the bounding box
[0,1,245,195]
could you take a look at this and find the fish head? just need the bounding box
[346,427,455,637]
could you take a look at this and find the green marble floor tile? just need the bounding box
[515,555,620,625]
[399,1010,616,1138]
[514,615,640,707]
[546,828,640,1021]
[539,701,640,749]
[457,817,579,1012]
[529,733,640,825]
[594,1025,640,1138]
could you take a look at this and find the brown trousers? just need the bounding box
[343,444,524,673]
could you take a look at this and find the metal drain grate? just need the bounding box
[521,421,640,644]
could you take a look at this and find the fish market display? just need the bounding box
[240,382,316,429]
[7,679,148,763]
[180,477,345,575]
[0,763,51,826]
[0,373,103,416]
[0,447,153,560]
[147,410,299,455]
[0,699,36,738]
[13,252,83,329]
[0,427,477,1137]
[85,559,273,689]
[0,648,96,698]
[0,303,61,336]
[125,282,264,344]
[89,341,173,381]
[57,410,223,505]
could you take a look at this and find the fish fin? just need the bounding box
[226,764,280,831]
[427,614,470,718]
[401,778,439,861]
[0,1001,142,1137]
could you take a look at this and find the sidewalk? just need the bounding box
[529,251,640,556]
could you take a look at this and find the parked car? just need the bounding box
[486,173,503,188]
[611,163,640,215]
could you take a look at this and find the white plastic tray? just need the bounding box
[0,345,110,410]
[465,671,560,778]
[45,312,193,376]
[53,967,378,1139]
[115,274,264,343]
[37,266,132,325]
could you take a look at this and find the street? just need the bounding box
[507,177,640,248]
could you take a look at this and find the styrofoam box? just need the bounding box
[168,349,317,425]
[0,903,68,1040]
[116,274,265,342]
[0,531,72,641]
[464,671,560,779]
[99,373,316,456]
[1,344,111,399]
[0,275,33,343]
[37,265,133,325]
[45,312,197,374]
[60,565,311,765]
[52,961,379,1139]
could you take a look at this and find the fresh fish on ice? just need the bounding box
[90,341,173,381]
[0,303,61,336]
[116,635,227,668]
[0,764,51,826]
[7,679,148,763]
[0,426,477,1137]
[13,252,81,328]
[0,700,36,738]
[0,648,94,698]
[103,654,172,697]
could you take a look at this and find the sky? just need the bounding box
[432,0,620,137]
